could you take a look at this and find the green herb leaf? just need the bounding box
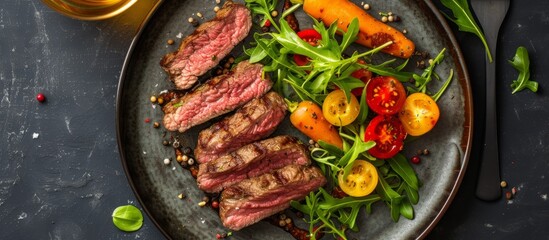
[399,197,414,220]
[387,154,419,190]
[339,18,359,52]
[432,69,454,102]
[508,46,538,94]
[440,0,492,62]
[112,205,143,232]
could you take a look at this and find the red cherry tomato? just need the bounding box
[293,29,322,66]
[364,115,407,159]
[366,76,407,115]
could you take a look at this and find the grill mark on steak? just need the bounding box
[162,60,271,133]
[160,1,252,90]
[194,92,287,164]
[219,165,326,231]
[197,136,310,193]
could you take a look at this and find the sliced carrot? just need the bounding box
[302,0,415,58]
[290,101,344,149]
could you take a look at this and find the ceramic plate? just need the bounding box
[116,0,473,239]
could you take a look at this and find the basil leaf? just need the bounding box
[509,46,538,94]
[387,154,419,190]
[112,205,143,232]
[440,0,492,62]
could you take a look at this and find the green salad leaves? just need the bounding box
[112,205,144,232]
[509,46,538,94]
[440,0,492,62]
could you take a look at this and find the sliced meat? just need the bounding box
[219,165,326,231]
[194,92,287,164]
[160,1,252,89]
[162,61,271,133]
[197,136,310,193]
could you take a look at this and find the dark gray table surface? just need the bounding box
[1,0,547,239]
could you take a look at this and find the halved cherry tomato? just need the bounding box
[337,160,378,197]
[322,90,360,126]
[293,29,322,66]
[398,92,440,136]
[366,76,406,115]
[350,68,373,96]
[364,115,407,159]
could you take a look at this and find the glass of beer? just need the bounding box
[42,0,138,20]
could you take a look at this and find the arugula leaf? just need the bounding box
[387,154,419,190]
[509,46,538,94]
[440,0,492,62]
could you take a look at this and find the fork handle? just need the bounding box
[475,47,501,201]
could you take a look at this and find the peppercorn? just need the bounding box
[363,4,370,10]
[157,97,164,105]
[36,93,46,103]
[423,149,430,155]
[167,39,174,45]
[505,191,513,200]
[177,193,185,199]
[172,141,180,148]
[214,6,220,12]
[150,95,157,103]
[163,158,171,165]
[271,10,278,17]
[500,181,508,188]
[176,155,184,162]
[198,201,207,207]
[162,140,169,146]
[153,122,160,128]
[211,201,219,209]
[411,155,421,164]
[187,158,195,165]
[381,16,388,23]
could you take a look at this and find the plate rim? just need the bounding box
[115,0,473,239]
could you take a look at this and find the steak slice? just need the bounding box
[162,61,271,133]
[219,165,326,231]
[197,135,310,193]
[194,91,287,164]
[160,1,252,90]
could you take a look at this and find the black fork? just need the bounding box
[471,0,511,201]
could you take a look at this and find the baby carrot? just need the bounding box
[289,101,344,149]
[296,0,415,58]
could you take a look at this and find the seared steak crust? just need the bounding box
[160,1,252,89]
[197,136,310,193]
[194,92,287,164]
[162,61,271,133]
[219,165,326,231]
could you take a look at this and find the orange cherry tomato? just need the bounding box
[398,92,440,136]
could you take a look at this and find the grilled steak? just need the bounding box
[160,1,252,90]
[162,61,271,133]
[197,136,310,193]
[194,92,287,164]
[219,165,326,231]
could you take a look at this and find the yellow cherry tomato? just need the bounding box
[322,90,360,126]
[398,92,440,136]
[337,160,378,197]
